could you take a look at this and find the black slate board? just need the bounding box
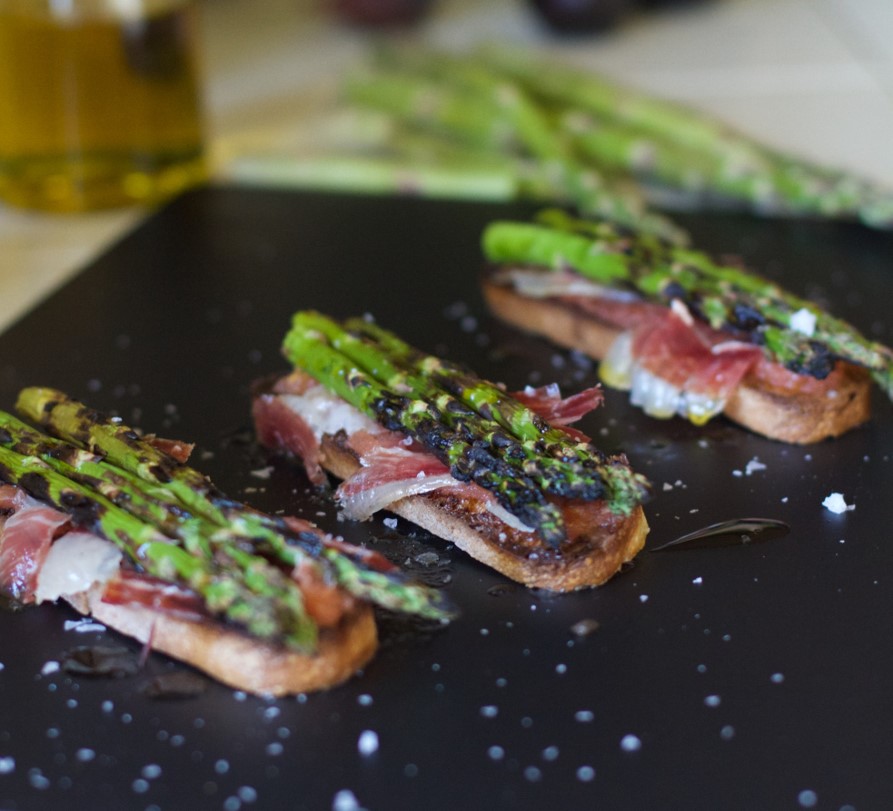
[1,187,892,811]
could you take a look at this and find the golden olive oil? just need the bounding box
[0,0,206,211]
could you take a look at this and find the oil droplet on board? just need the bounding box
[651,518,790,551]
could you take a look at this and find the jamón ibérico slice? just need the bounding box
[0,494,71,603]
[252,392,327,486]
[561,293,667,332]
[146,436,194,464]
[337,442,455,520]
[512,383,604,426]
[292,561,357,628]
[101,569,207,621]
[280,514,397,574]
[633,309,763,399]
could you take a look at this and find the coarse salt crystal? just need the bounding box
[620,734,642,752]
[382,517,398,529]
[822,493,855,514]
[0,757,14,774]
[357,730,379,756]
[790,308,817,337]
[744,458,767,476]
[332,789,363,811]
[41,661,60,676]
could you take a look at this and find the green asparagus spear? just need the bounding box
[282,311,649,545]
[13,388,453,622]
[477,45,893,228]
[340,316,649,511]
[296,310,613,504]
[0,439,317,648]
[482,210,893,398]
[344,64,687,244]
[282,314,567,545]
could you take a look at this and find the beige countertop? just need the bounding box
[2,0,892,333]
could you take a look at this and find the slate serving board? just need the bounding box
[0,187,891,811]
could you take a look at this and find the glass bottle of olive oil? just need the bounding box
[0,0,206,211]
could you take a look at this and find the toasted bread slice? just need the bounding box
[321,433,648,592]
[65,588,377,697]
[482,278,871,444]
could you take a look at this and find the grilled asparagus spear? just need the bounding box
[482,210,893,398]
[282,311,649,547]
[2,390,452,651]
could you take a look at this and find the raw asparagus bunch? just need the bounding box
[342,57,687,244]
[478,45,893,228]
[282,311,649,547]
[254,45,893,231]
[483,210,893,398]
[2,389,451,651]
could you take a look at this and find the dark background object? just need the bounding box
[0,187,891,811]
[527,0,637,33]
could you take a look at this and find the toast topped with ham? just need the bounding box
[0,388,450,696]
[481,209,893,443]
[253,311,650,592]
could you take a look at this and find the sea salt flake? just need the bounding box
[576,765,596,782]
[744,457,767,476]
[357,730,379,756]
[332,789,364,811]
[250,466,274,480]
[822,492,855,514]
[382,517,398,529]
[41,660,60,676]
[64,618,106,633]
[790,308,817,337]
[620,734,642,752]
[798,789,818,808]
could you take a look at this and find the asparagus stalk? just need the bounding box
[341,316,649,511]
[298,311,612,504]
[283,311,649,545]
[282,315,567,546]
[0,438,317,649]
[13,388,452,622]
[482,211,893,398]
[344,66,687,244]
[477,45,893,228]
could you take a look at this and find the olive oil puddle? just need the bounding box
[651,518,790,552]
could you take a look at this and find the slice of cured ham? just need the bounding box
[256,374,611,536]
[0,486,71,603]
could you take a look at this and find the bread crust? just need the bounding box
[482,278,871,444]
[65,588,378,696]
[321,434,648,592]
